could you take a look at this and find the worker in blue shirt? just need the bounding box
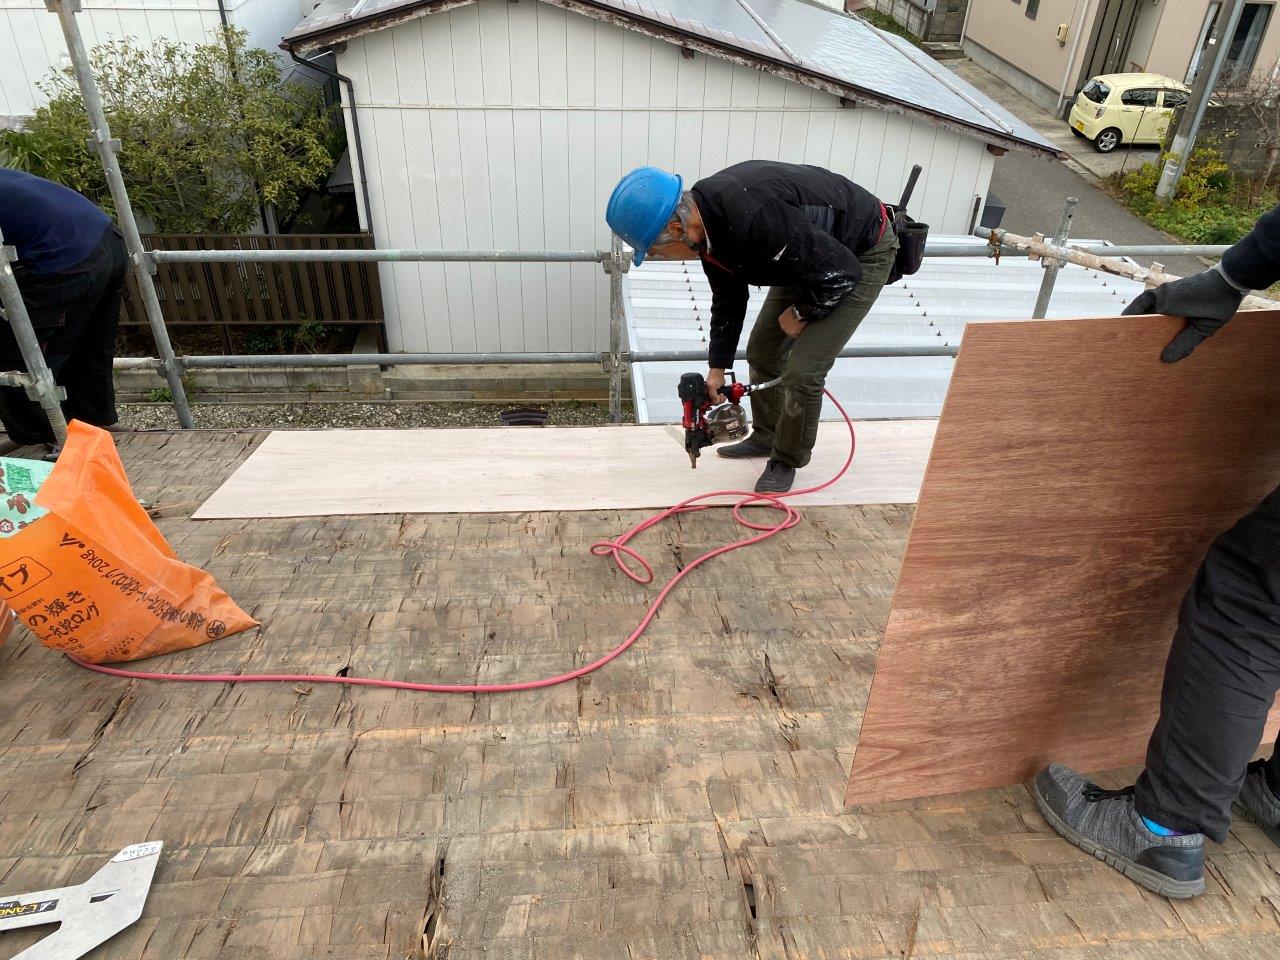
[0,168,129,457]
[1034,203,1280,898]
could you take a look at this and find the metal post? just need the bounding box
[0,235,69,444]
[1156,0,1246,200]
[47,0,194,429]
[1032,197,1077,319]
[604,234,630,424]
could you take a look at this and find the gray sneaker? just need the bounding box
[754,459,796,494]
[717,434,772,459]
[1234,760,1280,846]
[1033,763,1205,898]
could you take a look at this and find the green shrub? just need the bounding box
[0,29,337,233]
[244,318,331,354]
[1111,145,1275,244]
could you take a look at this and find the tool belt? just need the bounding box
[884,203,929,286]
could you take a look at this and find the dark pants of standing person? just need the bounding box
[745,230,898,469]
[1134,482,1280,841]
[0,226,127,445]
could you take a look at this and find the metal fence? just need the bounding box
[0,2,1250,447]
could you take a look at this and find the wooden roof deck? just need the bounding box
[1,430,1278,959]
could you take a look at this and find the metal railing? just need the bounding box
[0,2,1255,446]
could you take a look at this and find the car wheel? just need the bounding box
[1094,128,1121,153]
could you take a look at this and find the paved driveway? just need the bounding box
[948,60,1164,182]
[946,60,1206,278]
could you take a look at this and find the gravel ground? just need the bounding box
[118,400,632,431]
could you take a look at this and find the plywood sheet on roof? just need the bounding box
[192,420,936,519]
[846,312,1280,805]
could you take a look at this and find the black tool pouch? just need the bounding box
[882,165,930,286]
[887,214,929,285]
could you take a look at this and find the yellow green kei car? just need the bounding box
[1068,73,1190,154]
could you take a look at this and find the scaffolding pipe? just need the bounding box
[605,235,629,423]
[47,0,195,428]
[627,346,958,362]
[112,345,958,371]
[148,242,1238,265]
[1032,197,1077,319]
[0,235,70,444]
[153,248,609,264]
[173,352,608,369]
[985,228,1279,311]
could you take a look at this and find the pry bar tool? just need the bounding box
[678,370,780,468]
[0,841,162,960]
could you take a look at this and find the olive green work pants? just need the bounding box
[745,231,899,468]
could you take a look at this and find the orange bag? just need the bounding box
[0,421,257,662]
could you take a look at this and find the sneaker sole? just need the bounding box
[1232,800,1280,847]
[1033,782,1205,899]
[716,447,771,459]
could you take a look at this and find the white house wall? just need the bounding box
[337,0,997,354]
[0,0,306,121]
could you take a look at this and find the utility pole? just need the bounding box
[1156,0,1246,200]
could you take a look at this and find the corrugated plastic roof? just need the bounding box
[625,237,1146,423]
[284,0,1056,153]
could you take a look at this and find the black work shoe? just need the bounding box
[717,434,772,459]
[1033,763,1205,898]
[1234,760,1280,846]
[754,459,796,494]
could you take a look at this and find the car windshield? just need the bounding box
[1082,79,1111,104]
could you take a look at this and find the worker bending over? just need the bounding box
[0,168,128,459]
[606,160,898,493]
[1035,203,1280,897]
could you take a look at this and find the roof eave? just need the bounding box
[281,0,1062,158]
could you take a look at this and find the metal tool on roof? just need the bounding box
[678,370,780,468]
[0,841,162,960]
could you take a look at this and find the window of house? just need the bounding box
[1189,2,1276,83]
[1226,3,1274,79]
[1025,0,1040,18]
[1121,89,1159,107]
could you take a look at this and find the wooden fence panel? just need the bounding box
[121,233,384,328]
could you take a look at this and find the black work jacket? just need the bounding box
[690,160,886,369]
[1223,201,1280,291]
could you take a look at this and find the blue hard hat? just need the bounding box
[606,166,684,266]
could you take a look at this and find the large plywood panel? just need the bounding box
[193,420,935,519]
[846,312,1280,805]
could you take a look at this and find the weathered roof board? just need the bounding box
[283,0,1057,153]
[3,432,1280,957]
[625,237,1147,422]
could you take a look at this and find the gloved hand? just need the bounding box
[1123,267,1246,363]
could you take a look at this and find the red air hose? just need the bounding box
[68,389,856,693]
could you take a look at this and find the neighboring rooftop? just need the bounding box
[283,0,1060,155]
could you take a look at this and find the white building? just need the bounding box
[0,0,310,124]
[276,0,1056,355]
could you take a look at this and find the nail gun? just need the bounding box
[677,371,779,468]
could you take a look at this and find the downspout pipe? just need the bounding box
[288,49,374,232]
[1056,0,1094,118]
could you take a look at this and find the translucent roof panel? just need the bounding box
[625,237,1145,423]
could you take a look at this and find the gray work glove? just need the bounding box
[1122,267,1246,363]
